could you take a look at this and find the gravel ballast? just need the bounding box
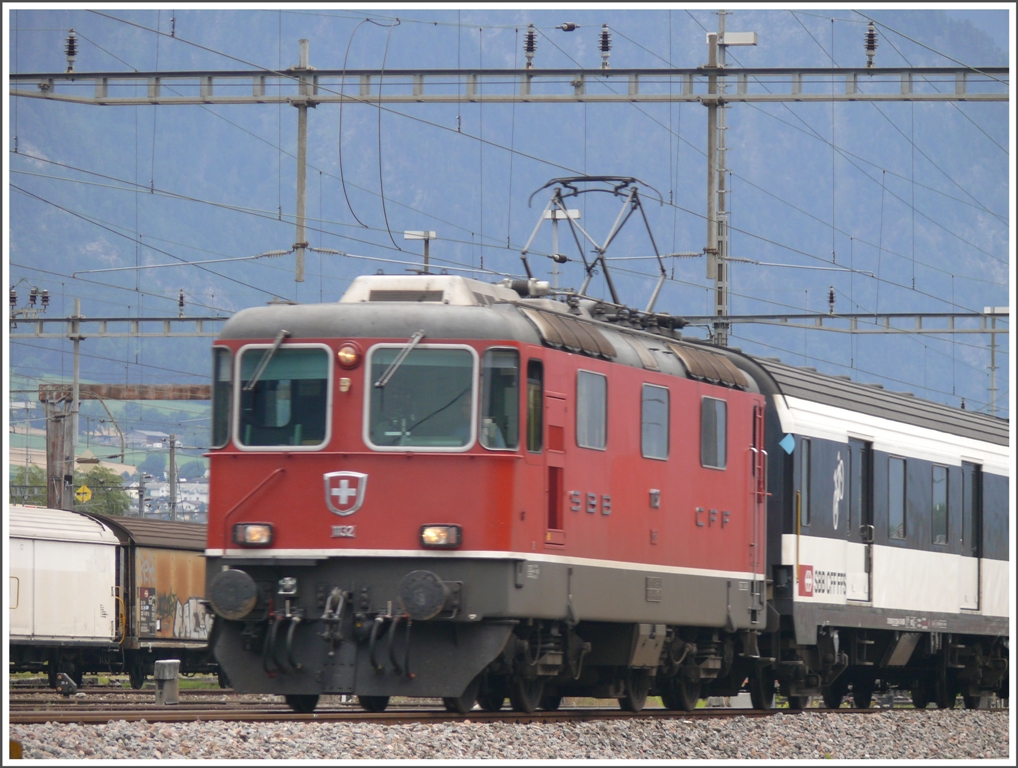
[9,710,1010,760]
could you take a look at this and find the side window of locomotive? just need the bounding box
[368,347,475,449]
[239,347,329,447]
[576,370,607,450]
[641,384,669,460]
[799,437,811,526]
[700,396,727,470]
[211,347,233,448]
[888,457,906,540]
[526,360,543,453]
[481,349,519,450]
[932,465,948,546]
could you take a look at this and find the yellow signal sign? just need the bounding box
[75,485,92,503]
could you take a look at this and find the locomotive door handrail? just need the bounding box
[221,467,286,550]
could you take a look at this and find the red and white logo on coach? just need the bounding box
[799,565,814,597]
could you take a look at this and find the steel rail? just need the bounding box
[7,706,847,726]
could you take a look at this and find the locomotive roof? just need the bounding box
[748,356,1008,447]
[89,514,207,551]
[9,505,120,545]
[218,275,1006,445]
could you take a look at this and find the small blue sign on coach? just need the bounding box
[779,433,795,454]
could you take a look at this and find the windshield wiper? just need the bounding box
[374,329,425,389]
[243,330,290,391]
[406,386,471,433]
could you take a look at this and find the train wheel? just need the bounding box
[478,674,507,712]
[68,664,84,689]
[358,695,390,713]
[787,695,809,710]
[749,669,776,711]
[934,678,957,710]
[661,676,700,711]
[822,678,848,709]
[508,676,545,714]
[852,680,874,709]
[619,669,651,713]
[442,674,481,714]
[910,683,931,710]
[129,665,145,690]
[962,695,984,710]
[285,694,320,714]
[540,695,563,711]
[478,693,505,712]
[217,668,231,690]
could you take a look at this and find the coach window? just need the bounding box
[481,349,519,450]
[239,346,330,448]
[211,347,232,448]
[932,465,948,546]
[367,346,475,449]
[576,371,607,450]
[641,384,669,460]
[888,457,906,540]
[700,397,727,469]
[526,360,543,452]
[799,438,811,526]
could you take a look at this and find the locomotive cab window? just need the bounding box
[641,384,669,460]
[211,347,233,448]
[367,345,476,450]
[238,346,330,448]
[576,370,607,450]
[700,396,727,469]
[481,349,519,450]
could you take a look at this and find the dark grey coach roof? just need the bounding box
[749,356,1008,447]
[90,514,207,551]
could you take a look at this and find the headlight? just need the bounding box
[420,525,462,549]
[233,523,273,546]
[337,342,362,369]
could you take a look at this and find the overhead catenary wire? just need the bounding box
[11,11,1005,407]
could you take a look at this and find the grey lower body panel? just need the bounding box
[779,600,1009,645]
[208,554,761,698]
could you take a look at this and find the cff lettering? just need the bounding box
[799,565,846,597]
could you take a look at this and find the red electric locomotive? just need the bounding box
[205,272,772,714]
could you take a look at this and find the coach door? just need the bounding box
[846,439,873,602]
[959,462,982,610]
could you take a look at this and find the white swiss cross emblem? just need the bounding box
[324,471,368,516]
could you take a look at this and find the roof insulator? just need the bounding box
[524,24,537,69]
[557,22,577,32]
[65,29,78,73]
[865,21,878,68]
[599,24,612,69]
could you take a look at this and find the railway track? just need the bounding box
[9,689,890,725]
[13,683,1004,726]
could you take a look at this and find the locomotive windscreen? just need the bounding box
[368,346,475,449]
[238,347,330,447]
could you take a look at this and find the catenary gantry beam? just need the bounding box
[10,66,1009,105]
